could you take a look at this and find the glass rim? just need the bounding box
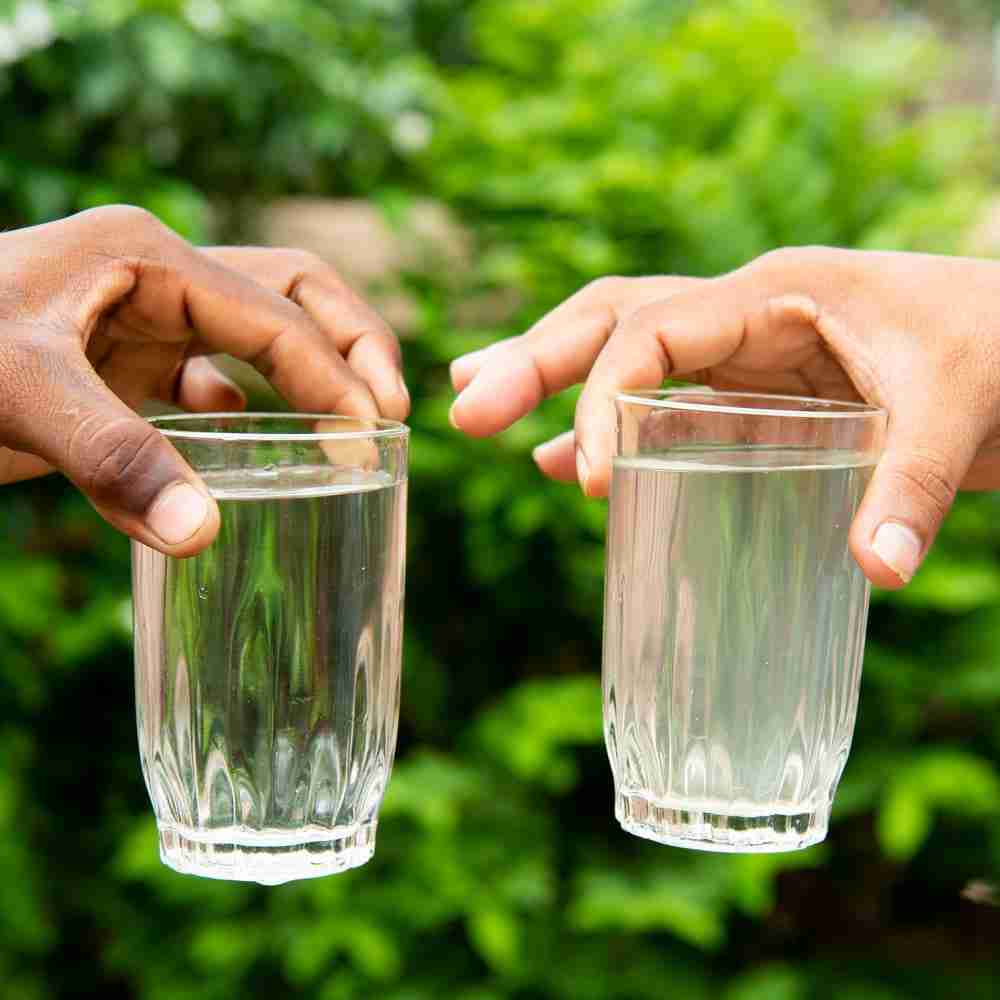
[616,389,886,421]
[148,412,410,442]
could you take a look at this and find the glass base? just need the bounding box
[157,821,377,884]
[615,790,827,854]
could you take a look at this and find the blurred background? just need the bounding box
[1,1,1000,997]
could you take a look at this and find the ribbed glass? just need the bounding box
[603,391,885,852]
[132,414,407,883]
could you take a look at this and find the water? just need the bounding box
[132,465,406,883]
[603,446,874,852]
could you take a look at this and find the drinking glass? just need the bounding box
[132,413,408,883]
[603,390,886,852]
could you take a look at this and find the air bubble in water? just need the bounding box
[198,586,208,600]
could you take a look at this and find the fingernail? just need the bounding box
[872,521,922,583]
[576,447,590,493]
[397,373,410,407]
[448,396,462,430]
[223,385,247,411]
[147,482,210,546]
[532,442,551,464]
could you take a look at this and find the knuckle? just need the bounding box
[752,245,834,278]
[79,204,164,238]
[280,248,325,275]
[279,249,333,300]
[752,246,799,276]
[71,205,180,272]
[888,449,957,520]
[583,275,628,301]
[602,321,672,385]
[279,248,363,313]
[71,417,172,513]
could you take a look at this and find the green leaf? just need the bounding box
[894,558,1000,612]
[878,783,934,861]
[474,676,603,791]
[190,922,266,973]
[878,750,1000,860]
[724,965,806,1000]
[467,906,522,976]
[0,561,60,635]
[380,750,485,831]
[568,868,727,950]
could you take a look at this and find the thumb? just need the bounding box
[850,406,978,588]
[12,353,218,555]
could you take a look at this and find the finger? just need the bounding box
[92,340,187,412]
[201,247,408,420]
[176,251,378,417]
[6,339,219,556]
[532,430,577,482]
[449,276,704,392]
[345,332,409,422]
[77,209,379,419]
[314,418,381,473]
[168,356,247,413]
[574,283,750,496]
[450,345,494,393]
[961,448,1000,491]
[449,276,703,436]
[849,402,980,588]
[0,447,51,484]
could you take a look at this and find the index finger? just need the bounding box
[575,280,749,496]
[449,275,703,438]
[109,237,380,418]
[202,246,408,421]
[63,206,380,419]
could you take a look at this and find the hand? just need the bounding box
[0,205,407,555]
[449,247,1000,588]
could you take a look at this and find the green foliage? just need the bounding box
[878,749,1000,859]
[0,1,999,998]
[474,677,603,791]
[725,965,806,1000]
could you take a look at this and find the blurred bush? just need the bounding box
[1,1,999,997]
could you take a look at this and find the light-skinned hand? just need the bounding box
[449,247,1000,588]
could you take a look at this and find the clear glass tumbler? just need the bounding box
[603,390,886,852]
[132,413,408,883]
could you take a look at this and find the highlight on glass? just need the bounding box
[602,390,886,852]
[132,413,408,884]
